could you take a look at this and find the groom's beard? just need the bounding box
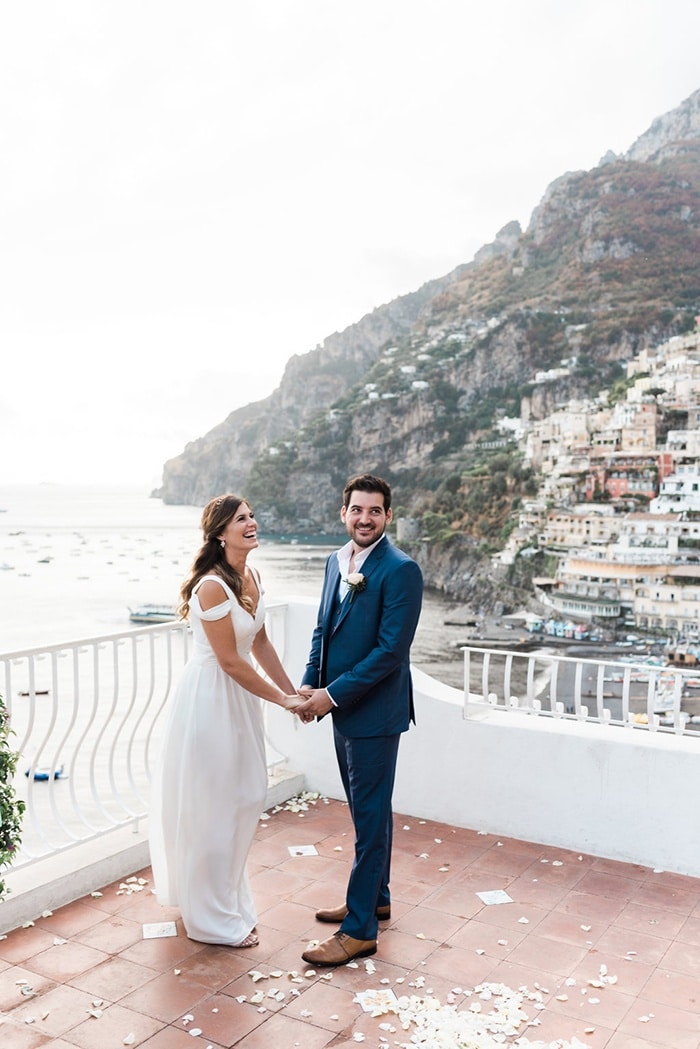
[347,523,386,548]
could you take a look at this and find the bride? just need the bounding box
[149,493,299,947]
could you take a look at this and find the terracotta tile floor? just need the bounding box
[2,797,700,1048]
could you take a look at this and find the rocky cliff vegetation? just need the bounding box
[156,89,700,608]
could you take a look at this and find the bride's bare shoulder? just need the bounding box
[194,575,230,610]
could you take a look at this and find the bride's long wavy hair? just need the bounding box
[178,493,255,620]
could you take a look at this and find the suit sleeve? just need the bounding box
[301,556,334,689]
[301,620,323,689]
[328,558,423,709]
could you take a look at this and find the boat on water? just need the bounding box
[128,604,179,624]
[25,763,65,781]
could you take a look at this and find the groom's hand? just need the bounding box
[295,687,333,721]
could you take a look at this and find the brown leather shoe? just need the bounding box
[302,931,377,967]
[315,903,391,923]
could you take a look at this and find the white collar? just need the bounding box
[336,533,385,577]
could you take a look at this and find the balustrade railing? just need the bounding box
[2,622,192,870]
[463,644,700,734]
[4,617,698,880]
[2,605,296,876]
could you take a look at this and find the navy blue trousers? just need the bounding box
[333,726,401,940]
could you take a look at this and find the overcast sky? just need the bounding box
[2,0,699,489]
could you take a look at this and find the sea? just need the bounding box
[0,484,467,688]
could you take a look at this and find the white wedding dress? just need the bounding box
[150,573,267,944]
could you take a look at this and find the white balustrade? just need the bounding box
[2,622,191,869]
[3,608,699,887]
[462,645,700,735]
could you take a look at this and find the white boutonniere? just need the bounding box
[346,572,366,600]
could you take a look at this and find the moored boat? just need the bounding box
[128,604,178,624]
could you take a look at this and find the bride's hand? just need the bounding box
[281,693,301,711]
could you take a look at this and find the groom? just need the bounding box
[295,473,423,966]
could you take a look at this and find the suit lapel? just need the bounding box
[322,563,341,633]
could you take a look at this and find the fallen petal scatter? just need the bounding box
[353,981,590,1049]
[262,790,327,820]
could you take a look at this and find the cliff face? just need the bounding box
[157,268,463,506]
[625,88,700,162]
[157,89,700,605]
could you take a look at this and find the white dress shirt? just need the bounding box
[336,534,385,600]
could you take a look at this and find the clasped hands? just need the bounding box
[283,685,333,723]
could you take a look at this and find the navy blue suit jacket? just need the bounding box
[301,536,423,737]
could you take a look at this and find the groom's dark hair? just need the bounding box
[342,473,392,511]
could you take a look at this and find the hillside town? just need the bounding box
[495,325,700,653]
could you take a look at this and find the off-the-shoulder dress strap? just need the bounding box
[193,574,234,599]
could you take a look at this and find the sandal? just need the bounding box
[232,931,259,948]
